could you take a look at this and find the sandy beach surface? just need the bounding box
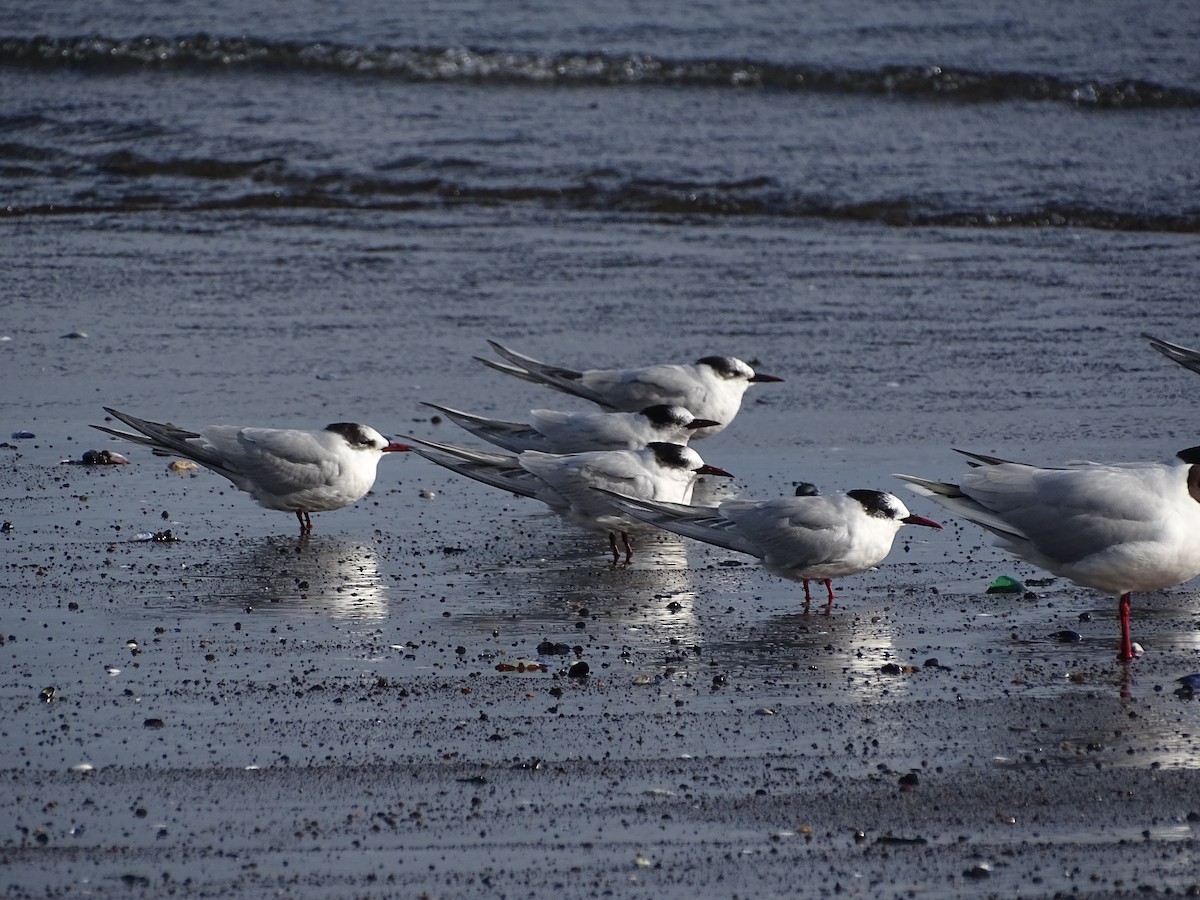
[5,218,1200,897]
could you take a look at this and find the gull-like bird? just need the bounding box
[896,448,1200,661]
[475,340,782,439]
[1144,333,1200,375]
[403,437,733,562]
[604,487,941,611]
[92,407,410,532]
[422,402,719,454]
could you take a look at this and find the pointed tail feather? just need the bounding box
[1143,333,1200,375]
[91,408,238,477]
[486,340,583,380]
[480,340,618,409]
[597,489,759,557]
[402,435,543,500]
[420,402,549,453]
[894,473,1028,545]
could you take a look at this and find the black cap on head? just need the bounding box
[646,441,693,469]
[641,405,690,427]
[696,356,754,380]
[846,489,900,519]
[326,423,378,449]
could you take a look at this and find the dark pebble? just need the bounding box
[711,674,728,688]
[143,718,165,729]
[898,773,919,788]
[880,663,902,676]
[568,661,589,678]
[1053,630,1083,643]
[964,864,991,879]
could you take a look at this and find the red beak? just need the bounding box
[696,464,734,478]
[686,418,722,430]
[902,514,942,529]
[749,373,784,383]
[383,441,412,453]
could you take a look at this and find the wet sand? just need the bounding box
[4,222,1200,897]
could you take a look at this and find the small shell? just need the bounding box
[168,460,198,473]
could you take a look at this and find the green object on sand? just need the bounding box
[986,575,1024,594]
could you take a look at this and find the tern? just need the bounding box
[475,340,782,438]
[604,487,941,611]
[92,407,410,532]
[895,448,1200,661]
[421,402,719,454]
[403,437,733,562]
[1144,333,1200,375]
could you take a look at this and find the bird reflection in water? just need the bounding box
[200,535,390,620]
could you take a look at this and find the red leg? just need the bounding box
[1118,592,1134,662]
[823,579,835,602]
[803,579,813,602]
[608,532,620,564]
[621,531,634,563]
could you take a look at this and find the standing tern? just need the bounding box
[475,340,782,439]
[1143,333,1200,375]
[421,402,719,454]
[603,488,942,612]
[403,437,734,562]
[895,448,1200,661]
[92,407,410,532]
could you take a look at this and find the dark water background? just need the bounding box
[3,0,1200,491]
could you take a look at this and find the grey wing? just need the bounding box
[404,436,543,499]
[895,472,1030,545]
[902,464,1168,565]
[598,491,759,556]
[582,364,701,412]
[964,465,1171,564]
[92,407,243,480]
[529,410,643,452]
[723,497,851,567]
[421,402,552,453]
[229,428,342,495]
[477,341,617,409]
[520,452,651,515]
